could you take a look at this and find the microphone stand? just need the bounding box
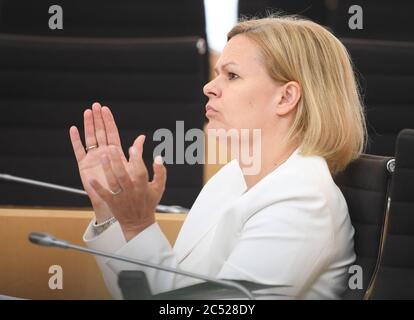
[28,232,256,300]
[0,173,189,213]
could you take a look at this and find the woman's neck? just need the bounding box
[239,136,299,190]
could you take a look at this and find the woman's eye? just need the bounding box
[227,72,239,80]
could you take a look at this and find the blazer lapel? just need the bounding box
[174,159,247,263]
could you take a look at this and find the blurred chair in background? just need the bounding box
[0,0,207,39]
[342,39,414,156]
[369,129,414,299]
[0,39,207,209]
[334,154,394,299]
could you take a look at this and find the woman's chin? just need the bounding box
[206,120,220,131]
[206,121,237,135]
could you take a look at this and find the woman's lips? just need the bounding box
[205,105,218,116]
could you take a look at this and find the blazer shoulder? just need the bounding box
[273,151,334,190]
[240,152,342,218]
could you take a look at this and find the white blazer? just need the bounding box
[84,148,356,299]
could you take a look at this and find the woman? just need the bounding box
[69,16,366,299]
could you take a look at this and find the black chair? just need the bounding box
[0,0,207,39]
[369,129,414,299]
[341,38,414,156]
[333,153,394,299]
[327,0,414,42]
[0,34,207,208]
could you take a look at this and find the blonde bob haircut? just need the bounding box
[228,16,367,175]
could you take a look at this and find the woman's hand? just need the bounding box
[88,135,167,241]
[69,102,127,223]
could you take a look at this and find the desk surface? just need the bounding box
[0,206,186,299]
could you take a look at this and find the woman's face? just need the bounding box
[203,34,285,133]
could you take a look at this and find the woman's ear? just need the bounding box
[275,81,301,116]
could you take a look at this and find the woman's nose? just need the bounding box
[203,80,221,98]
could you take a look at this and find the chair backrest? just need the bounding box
[369,129,414,299]
[333,153,394,299]
[0,0,207,39]
[0,34,207,208]
[341,38,414,156]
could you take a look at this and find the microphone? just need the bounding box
[29,232,70,248]
[28,232,256,300]
[0,173,189,213]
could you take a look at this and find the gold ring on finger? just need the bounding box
[86,145,98,152]
[110,188,122,196]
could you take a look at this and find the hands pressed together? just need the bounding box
[69,102,167,241]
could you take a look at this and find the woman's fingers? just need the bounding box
[69,126,86,163]
[109,146,134,191]
[92,102,108,146]
[129,135,149,182]
[151,155,167,194]
[101,106,122,147]
[100,153,122,194]
[84,109,98,149]
[89,178,112,202]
